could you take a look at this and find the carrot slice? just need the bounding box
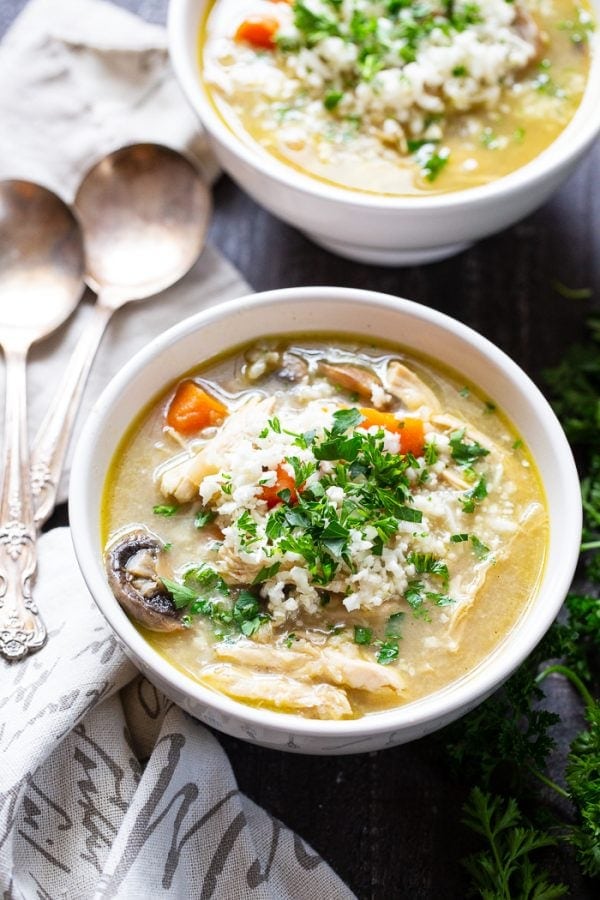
[358,408,401,433]
[234,17,279,49]
[358,407,425,457]
[397,417,425,457]
[261,464,298,508]
[166,381,228,435]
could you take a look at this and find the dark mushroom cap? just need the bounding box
[105,527,184,633]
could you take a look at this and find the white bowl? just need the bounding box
[168,0,600,265]
[70,287,581,754]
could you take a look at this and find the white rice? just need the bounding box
[206,0,539,149]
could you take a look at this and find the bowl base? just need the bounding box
[304,231,472,266]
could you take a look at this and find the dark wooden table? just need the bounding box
[2,1,598,896]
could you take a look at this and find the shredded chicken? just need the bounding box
[214,640,406,695]
[202,665,353,718]
[386,361,440,413]
[157,396,275,502]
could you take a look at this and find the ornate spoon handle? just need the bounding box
[30,302,112,527]
[0,345,45,660]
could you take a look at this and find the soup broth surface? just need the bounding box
[103,337,548,719]
[200,0,594,195]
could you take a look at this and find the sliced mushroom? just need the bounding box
[317,361,389,407]
[277,352,309,383]
[105,527,184,632]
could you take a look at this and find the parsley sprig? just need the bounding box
[437,318,600,891]
[163,566,270,638]
[263,407,423,586]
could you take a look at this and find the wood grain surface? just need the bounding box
[2,1,598,897]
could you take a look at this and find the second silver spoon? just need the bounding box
[30,143,212,526]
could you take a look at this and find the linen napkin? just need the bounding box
[1,530,354,899]
[0,0,244,502]
[0,1,356,897]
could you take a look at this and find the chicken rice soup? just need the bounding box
[200,0,594,194]
[102,337,548,720]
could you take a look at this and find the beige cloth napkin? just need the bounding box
[0,1,356,897]
[0,0,244,502]
[1,530,354,899]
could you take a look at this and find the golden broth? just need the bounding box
[200,0,593,195]
[103,337,548,719]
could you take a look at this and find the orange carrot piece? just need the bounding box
[398,417,425,457]
[166,381,228,435]
[234,17,279,49]
[261,464,298,508]
[358,407,425,457]
[358,408,401,433]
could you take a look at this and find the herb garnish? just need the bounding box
[435,318,600,892]
[449,428,490,466]
[376,640,400,665]
[261,407,423,586]
[153,504,179,517]
[165,566,270,637]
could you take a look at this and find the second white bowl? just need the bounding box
[168,0,600,265]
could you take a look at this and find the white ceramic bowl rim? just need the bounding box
[168,0,600,211]
[69,287,582,742]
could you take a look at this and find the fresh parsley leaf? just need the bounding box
[470,535,490,559]
[153,504,179,517]
[408,552,449,584]
[376,639,399,665]
[449,428,490,466]
[331,407,364,434]
[161,577,198,610]
[385,611,404,638]
[354,625,373,645]
[324,90,343,110]
[252,562,281,584]
[195,508,216,529]
[461,789,567,899]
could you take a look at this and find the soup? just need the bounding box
[200,0,594,195]
[102,337,548,719]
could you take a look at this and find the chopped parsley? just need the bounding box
[385,611,405,639]
[195,507,216,529]
[449,429,490,466]
[153,504,179,517]
[414,142,450,182]
[408,552,449,585]
[376,639,400,665]
[354,625,373,645]
[460,476,488,513]
[252,562,281,585]
[470,535,490,560]
[161,577,197,609]
[165,569,270,638]
[261,408,424,585]
[324,89,344,110]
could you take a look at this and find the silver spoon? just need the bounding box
[0,180,85,660]
[30,143,212,527]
